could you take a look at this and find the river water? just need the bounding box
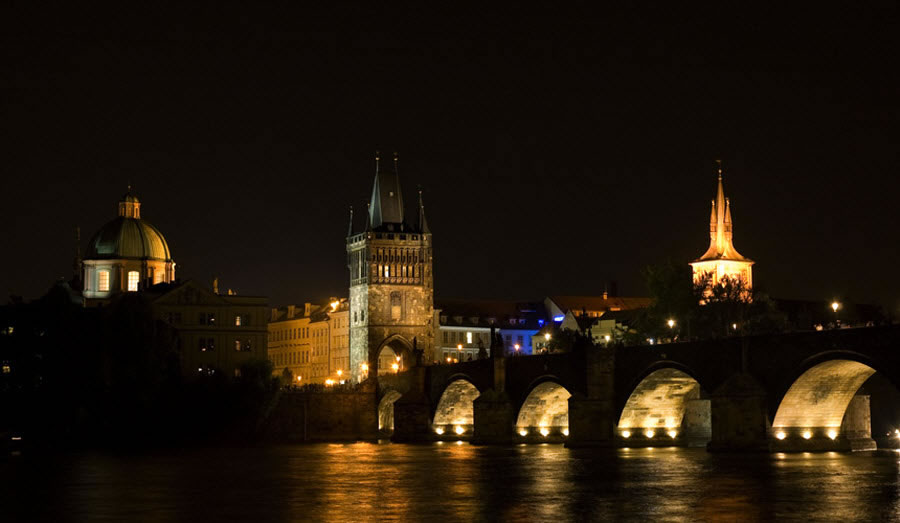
[2,443,899,521]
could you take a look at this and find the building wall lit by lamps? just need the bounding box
[267,298,350,384]
[689,162,754,292]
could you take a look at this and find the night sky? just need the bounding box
[3,4,899,311]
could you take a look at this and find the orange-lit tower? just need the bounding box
[689,162,753,289]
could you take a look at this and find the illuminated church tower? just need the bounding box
[346,152,434,380]
[689,162,754,289]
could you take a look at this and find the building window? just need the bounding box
[235,315,243,326]
[234,340,241,351]
[98,270,110,292]
[199,338,215,352]
[466,332,473,344]
[127,271,139,292]
[391,292,402,320]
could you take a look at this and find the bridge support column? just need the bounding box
[472,390,514,444]
[842,394,876,451]
[390,367,432,442]
[566,345,616,447]
[683,399,712,447]
[566,395,615,447]
[708,373,770,452]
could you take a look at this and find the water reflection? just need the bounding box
[1,444,898,521]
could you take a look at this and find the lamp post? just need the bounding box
[667,318,676,342]
[831,301,840,328]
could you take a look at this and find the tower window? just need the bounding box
[127,271,139,292]
[391,292,402,320]
[98,270,110,292]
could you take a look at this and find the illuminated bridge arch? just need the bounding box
[377,389,403,434]
[515,379,571,441]
[771,355,879,448]
[432,377,481,438]
[617,366,710,446]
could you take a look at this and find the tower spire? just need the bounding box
[368,149,404,229]
[417,186,430,234]
[347,205,354,237]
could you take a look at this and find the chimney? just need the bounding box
[287,305,296,319]
[304,302,312,316]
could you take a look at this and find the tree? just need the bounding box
[634,261,786,343]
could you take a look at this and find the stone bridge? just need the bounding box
[376,325,900,451]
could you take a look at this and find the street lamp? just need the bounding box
[667,319,675,329]
[831,301,841,328]
[514,343,520,354]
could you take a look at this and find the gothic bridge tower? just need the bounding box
[347,152,434,381]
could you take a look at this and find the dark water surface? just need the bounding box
[2,443,899,521]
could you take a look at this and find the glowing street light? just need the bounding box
[325,379,334,386]
[604,335,611,343]
[391,363,399,373]
[667,319,675,329]
[544,333,551,341]
[514,343,520,353]
[336,369,343,377]
[831,301,840,312]
[297,375,302,382]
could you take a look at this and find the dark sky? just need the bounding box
[3,4,899,311]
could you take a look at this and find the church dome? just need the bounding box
[84,191,173,261]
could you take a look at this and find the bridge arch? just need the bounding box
[374,334,414,376]
[770,350,890,449]
[432,376,481,438]
[377,389,403,435]
[617,365,710,446]
[515,377,572,441]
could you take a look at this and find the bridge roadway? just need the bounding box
[376,325,900,451]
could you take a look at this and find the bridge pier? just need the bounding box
[708,373,771,452]
[843,394,876,451]
[390,367,433,442]
[683,399,712,447]
[472,390,515,444]
[566,395,615,447]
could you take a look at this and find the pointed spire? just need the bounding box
[715,160,726,250]
[417,186,430,234]
[368,149,404,229]
[347,205,354,237]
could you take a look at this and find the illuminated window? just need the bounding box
[384,265,390,278]
[235,315,242,326]
[234,340,241,351]
[466,332,473,344]
[391,292,402,320]
[98,270,110,292]
[127,271,139,292]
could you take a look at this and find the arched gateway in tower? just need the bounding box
[346,152,435,381]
